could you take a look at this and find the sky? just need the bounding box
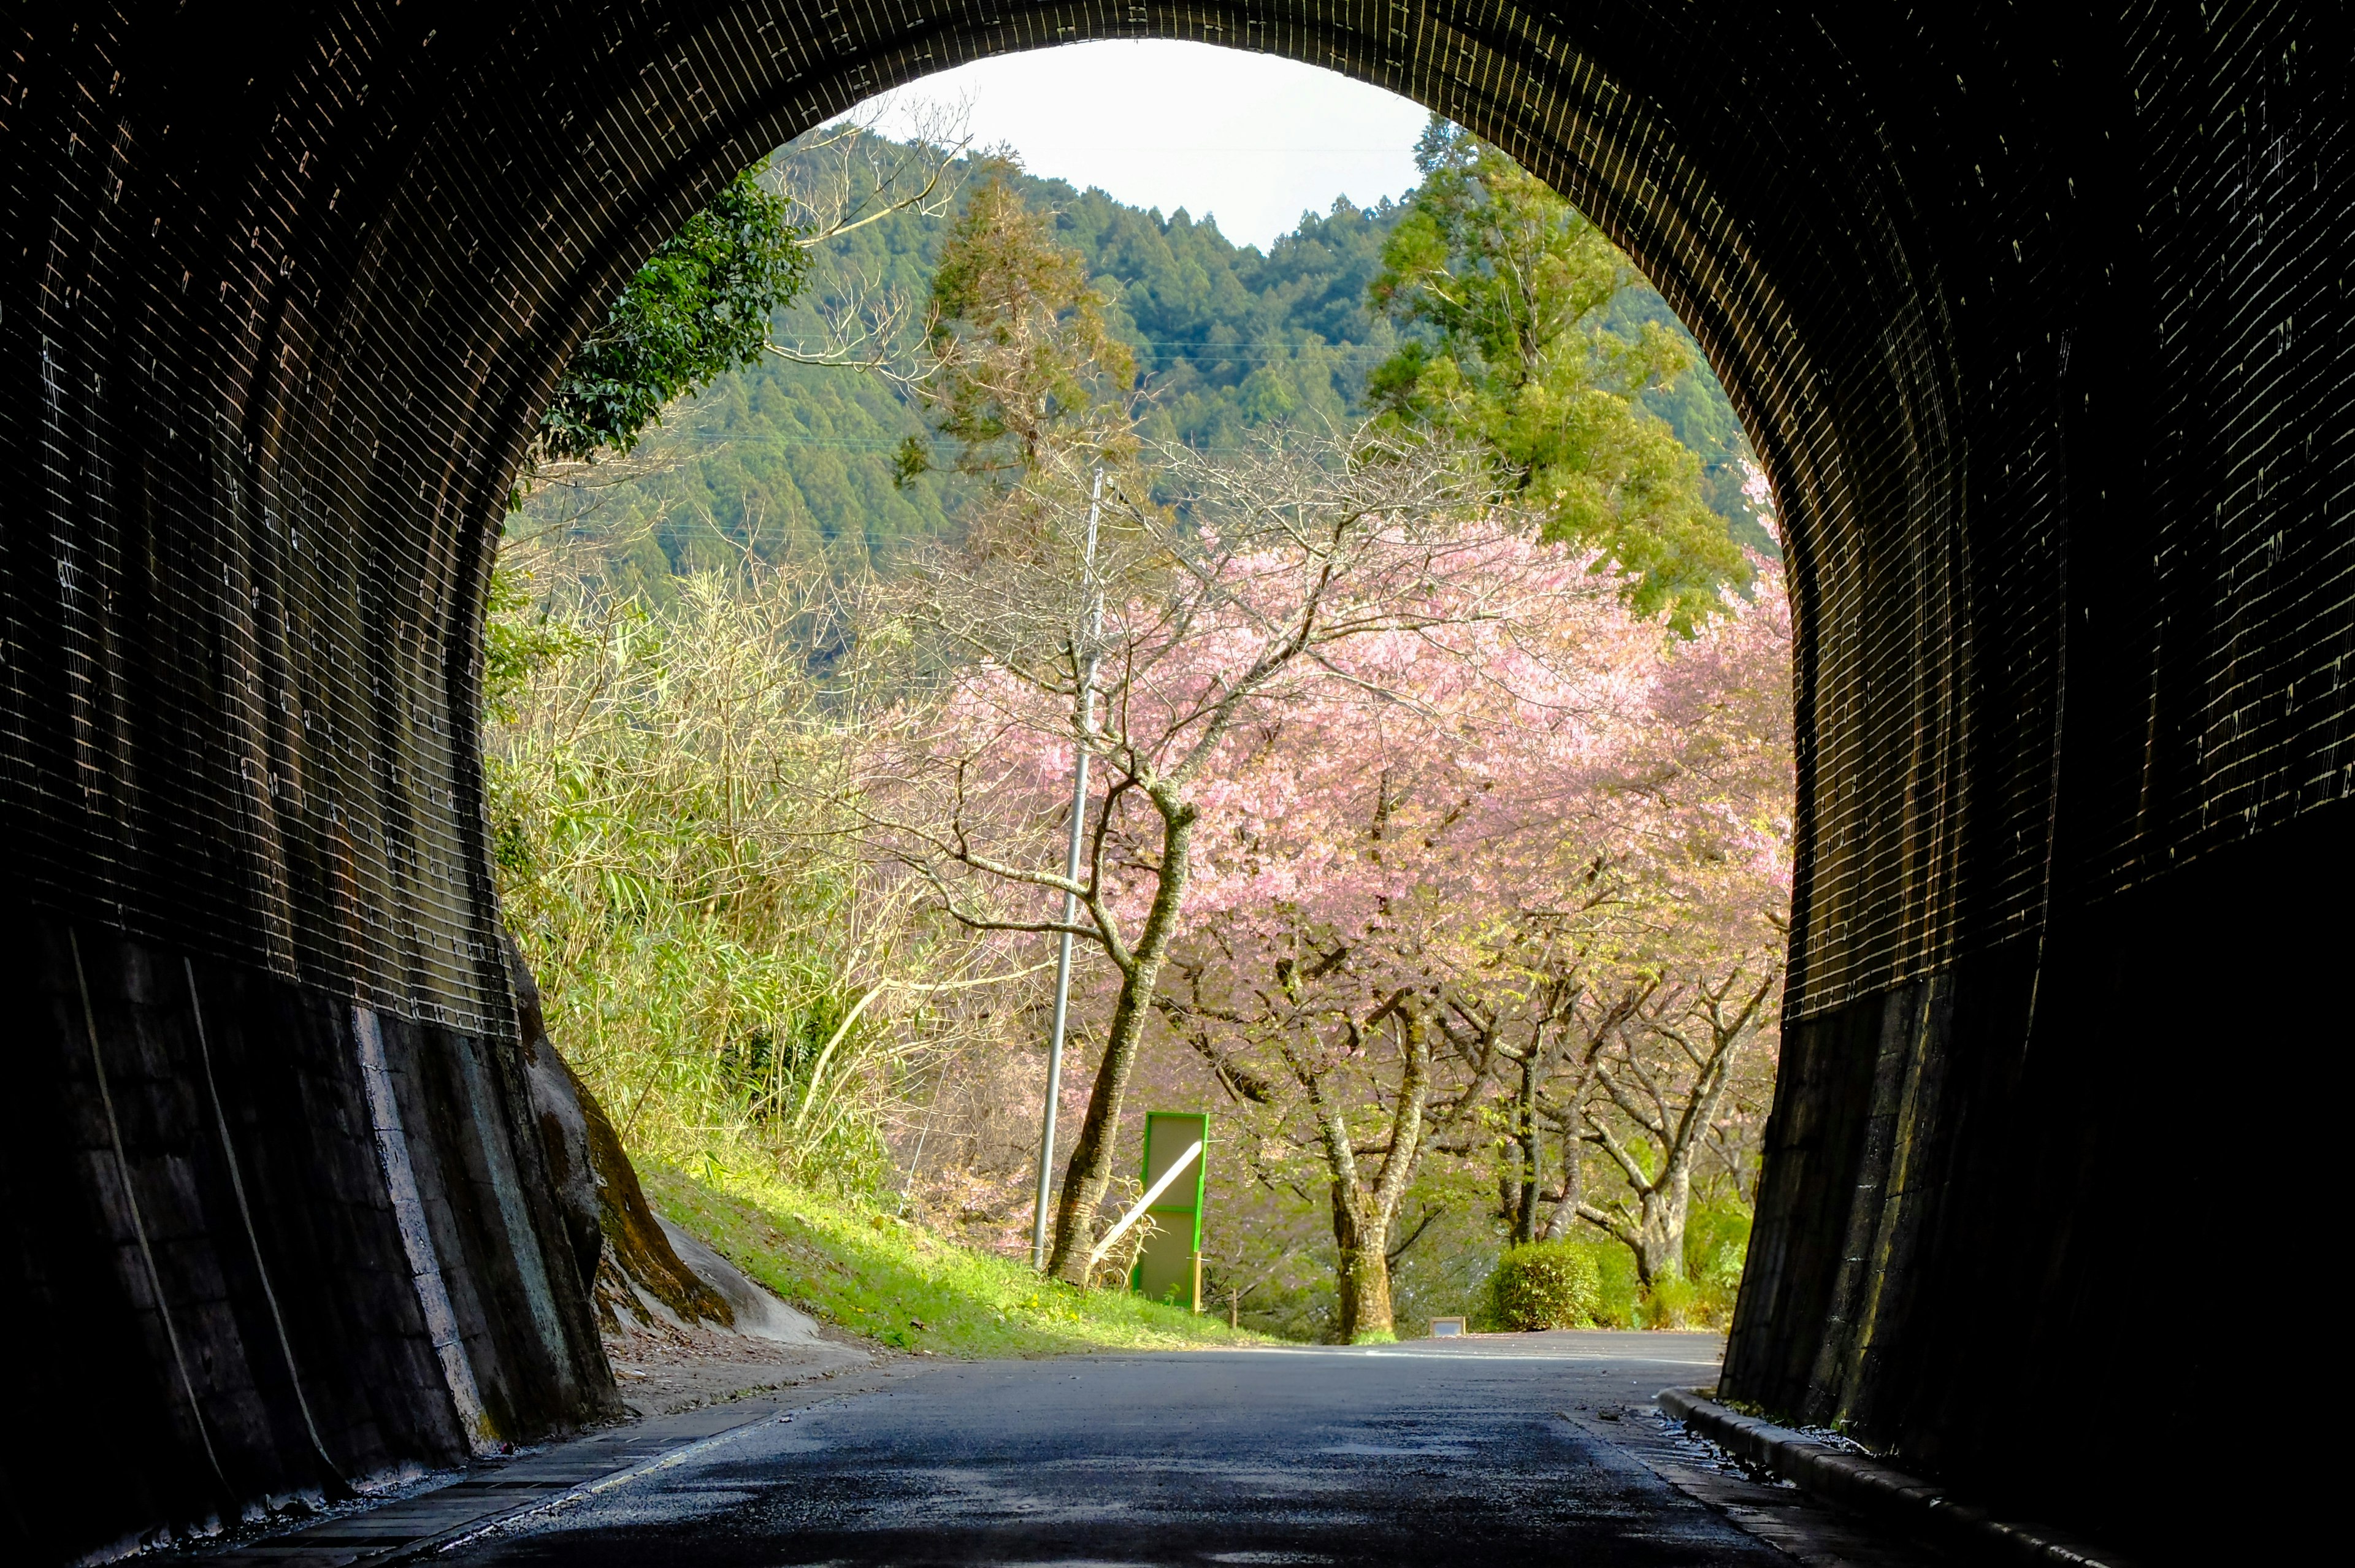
[859,42,1432,251]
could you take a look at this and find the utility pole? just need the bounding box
[1031,467,1105,1272]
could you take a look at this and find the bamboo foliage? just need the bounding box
[488,563,1033,1187]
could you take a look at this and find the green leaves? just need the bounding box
[535,166,808,466]
[1369,118,1748,630]
[890,432,933,491]
[482,565,589,727]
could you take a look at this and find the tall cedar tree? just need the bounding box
[900,168,1139,505]
[1369,120,1746,629]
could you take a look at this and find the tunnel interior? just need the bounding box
[3,4,2346,1561]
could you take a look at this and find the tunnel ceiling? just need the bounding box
[4,4,2348,1561]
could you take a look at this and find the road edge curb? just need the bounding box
[1654,1388,2140,1568]
[370,1405,790,1565]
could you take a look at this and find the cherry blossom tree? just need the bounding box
[1530,556,1794,1280]
[857,428,1555,1282]
[1162,549,1791,1322]
[1146,532,1669,1337]
[1571,958,1780,1283]
[859,394,1791,1309]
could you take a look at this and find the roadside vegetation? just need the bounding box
[643,1156,1266,1356]
[492,99,1793,1353]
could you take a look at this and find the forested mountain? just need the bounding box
[515,138,1769,603]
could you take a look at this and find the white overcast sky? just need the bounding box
[857,42,1432,251]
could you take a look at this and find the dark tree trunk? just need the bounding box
[1513,1048,1539,1244]
[1044,801,1197,1282]
[1541,1129,1583,1241]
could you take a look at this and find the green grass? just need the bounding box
[641,1155,1276,1358]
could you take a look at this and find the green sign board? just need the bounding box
[1131,1112,1208,1310]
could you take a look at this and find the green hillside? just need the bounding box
[515,137,1769,601]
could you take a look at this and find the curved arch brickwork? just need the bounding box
[1,4,2346,1559]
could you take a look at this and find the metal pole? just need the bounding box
[1032,467,1105,1272]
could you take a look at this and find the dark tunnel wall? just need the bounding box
[0,914,620,1556]
[1,2,2345,1559]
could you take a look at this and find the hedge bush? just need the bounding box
[1486,1240,1603,1330]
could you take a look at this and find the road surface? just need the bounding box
[437,1332,1934,1566]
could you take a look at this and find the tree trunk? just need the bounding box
[1044,801,1197,1282]
[1331,1190,1395,1341]
[1333,1188,1359,1336]
[1513,1047,1539,1244]
[1313,995,1427,1342]
[1540,1130,1583,1241]
[1637,1161,1691,1283]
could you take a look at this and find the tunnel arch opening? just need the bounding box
[489,33,1800,1350]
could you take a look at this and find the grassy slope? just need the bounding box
[641,1156,1272,1358]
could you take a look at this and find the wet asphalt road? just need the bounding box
[435,1331,1876,1567]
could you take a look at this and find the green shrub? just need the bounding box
[1686,1199,1753,1327]
[1487,1241,1603,1329]
[1642,1272,1699,1328]
[1587,1242,1644,1327]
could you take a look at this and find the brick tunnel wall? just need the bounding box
[2,3,2345,1560]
